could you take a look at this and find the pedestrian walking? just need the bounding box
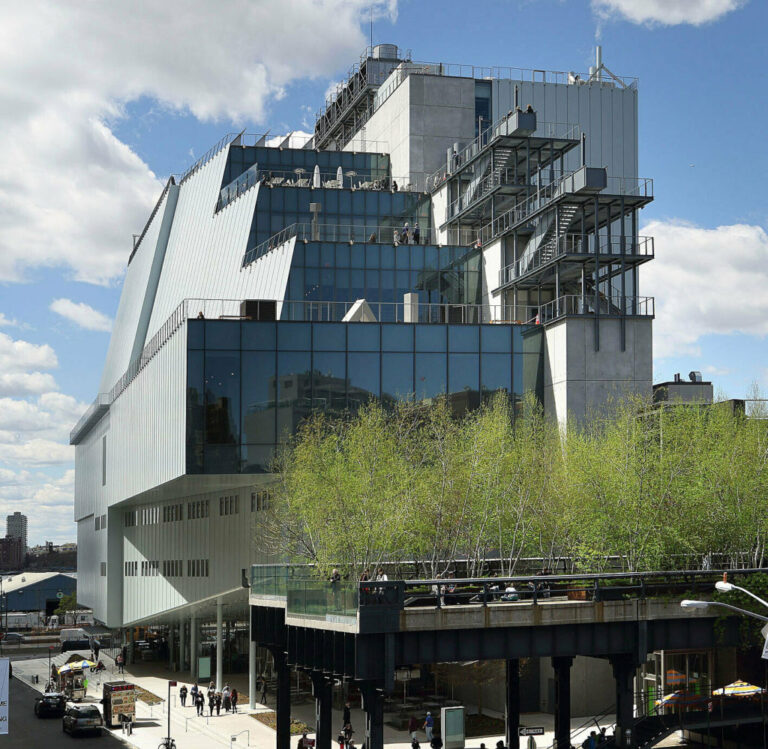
[208,691,215,716]
[195,692,204,716]
[408,715,419,741]
[231,687,238,713]
[93,639,100,661]
[223,686,232,713]
[343,701,351,727]
[401,223,410,244]
[260,677,268,705]
[179,684,188,706]
[215,692,222,716]
[413,223,420,245]
[423,712,434,743]
[116,653,125,674]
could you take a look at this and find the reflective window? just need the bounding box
[449,353,479,395]
[313,352,346,414]
[481,353,512,394]
[204,352,240,445]
[481,326,512,353]
[188,320,205,349]
[276,352,311,440]
[348,324,380,351]
[241,351,276,444]
[348,353,380,409]
[313,323,346,351]
[242,322,276,350]
[187,350,205,473]
[205,321,240,350]
[382,353,413,401]
[382,324,413,352]
[416,325,446,352]
[449,325,479,352]
[415,353,446,400]
[278,323,310,350]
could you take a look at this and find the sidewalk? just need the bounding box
[10,651,653,749]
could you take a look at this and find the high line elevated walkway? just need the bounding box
[249,567,764,749]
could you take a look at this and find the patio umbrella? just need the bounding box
[665,669,686,685]
[654,690,707,708]
[713,680,764,697]
[312,164,321,188]
[336,166,343,186]
[58,659,95,674]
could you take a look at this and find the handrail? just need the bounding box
[537,295,655,323]
[427,115,580,191]
[241,222,445,268]
[129,177,176,264]
[499,235,654,286]
[178,133,238,184]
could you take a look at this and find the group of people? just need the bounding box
[393,223,421,246]
[178,682,239,716]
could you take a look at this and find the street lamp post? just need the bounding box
[681,599,768,622]
[715,580,768,609]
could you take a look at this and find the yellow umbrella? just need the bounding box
[713,680,764,697]
[58,659,95,674]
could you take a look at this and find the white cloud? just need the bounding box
[0,0,397,285]
[50,298,113,332]
[0,332,57,374]
[0,314,17,327]
[592,0,746,26]
[0,439,73,466]
[643,220,768,358]
[0,372,58,397]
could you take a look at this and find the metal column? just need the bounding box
[593,196,600,351]
[179,620,186,672]
[190,614,197,682]
[620,197,626,351]
[249,615,257,710]
[168,625,175,671]
[506,659,521,749]
[312,671,334,749]
[552,656,573,749]
[216,597,223,691]
[611,655,636,749]
[272,648,291,749]
[361,683,385,749]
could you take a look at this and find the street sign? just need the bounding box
[169,680,177,687]
[762,636,768,660]
[56,591,63,599]
[519,728,545,737]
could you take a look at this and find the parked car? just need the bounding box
[62,705,103,736]
[61,638,90,653]
[34,691,66,718]
[1,632,24,644]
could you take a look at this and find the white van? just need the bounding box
[59,628,88,645]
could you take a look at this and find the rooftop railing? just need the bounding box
[538,294,655,323]
[499,235,655,286]
[427,115,580,191]
[241,222,443,268]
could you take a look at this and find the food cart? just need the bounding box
[57,660,94,702]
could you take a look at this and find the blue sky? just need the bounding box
[1,0,766,543]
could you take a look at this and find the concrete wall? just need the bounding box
[359,74,476,190]
[541,317,652,424]
[539,656,615,717]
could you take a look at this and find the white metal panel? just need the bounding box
[99,192,169,393]
[146,148,262,337]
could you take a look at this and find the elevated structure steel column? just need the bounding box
[553,656,574,749]
[311,671,334,749]
[190,614,197,681]
[270,647,291,749]
[361,683,385,749]
[249,617,257,710]
[179,619,186,672]
[506,658,521,749]
[216,597,224,691]
[611,655,636,749]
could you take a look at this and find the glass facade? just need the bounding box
[286,241,482,315]
[187,319,539,474]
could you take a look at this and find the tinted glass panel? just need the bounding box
[416,325,446,352]
[415,353,446,399]
[187,350,205,473]
[313,323,346,351]
[313,352,346,414]
[276,352,311,441]
[382,353,413,401]
[204,352,240,445]
[449,325,479,352]
[348,324,380,351]
[481,353,512,394]
[382,324,413,352]
[348,352,380,409]
[205,321,240,349]
[242,322,276,350]
[188,320,204,349]
[481,326,512,353]
[242,351,276,444]
[448,353,479,395]
[278,323,310,350]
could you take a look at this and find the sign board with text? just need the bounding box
[519,728,545,737]
[0,658,8,735]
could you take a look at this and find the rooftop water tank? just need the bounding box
[372,44,399,60]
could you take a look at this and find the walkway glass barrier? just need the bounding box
[286,579,359,621]
[251,564,314,598]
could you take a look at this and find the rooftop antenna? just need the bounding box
[588,45,630,89]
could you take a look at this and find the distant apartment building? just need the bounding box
[6,512,28,552]
[0,536,24,570]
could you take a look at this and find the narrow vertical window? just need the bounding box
[102,435,107,486]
